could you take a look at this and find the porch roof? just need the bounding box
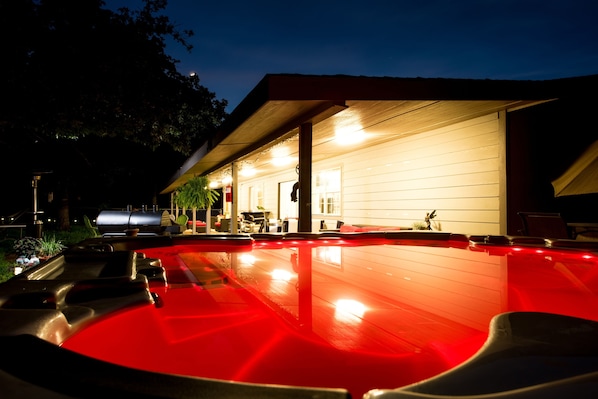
[160,73,576,194]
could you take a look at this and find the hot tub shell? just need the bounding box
[2,232,598,398]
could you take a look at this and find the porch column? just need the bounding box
[170,192,174,216]
[231,162,239,233]
[298,122,312,232]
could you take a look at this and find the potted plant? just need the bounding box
[38,234,67,259]
[175,175,220,234]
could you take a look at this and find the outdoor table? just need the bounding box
[567,222,598,238]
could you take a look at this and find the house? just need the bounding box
[161,74,598,235]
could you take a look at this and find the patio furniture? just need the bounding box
[175,214,189,226]
[517,212,573,239]
[241,212,270,233]
[567,222,598,241]
[83,215,99,237]
[164,214,189,234]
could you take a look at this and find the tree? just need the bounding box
[175,176,220,234]
[0,0,227,229]
[1,0,227,154]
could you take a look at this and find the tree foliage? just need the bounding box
[0,0,228,155]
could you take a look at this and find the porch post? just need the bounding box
[298,122,312,232]
[231,162,239,233]
[170,192,174,216]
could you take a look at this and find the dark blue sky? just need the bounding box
[104,0,598,111]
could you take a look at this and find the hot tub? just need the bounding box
[2,232,598,398]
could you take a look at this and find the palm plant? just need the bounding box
[175,176,220,234]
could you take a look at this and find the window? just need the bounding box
[313,167,341,216]
[248,184,264,211]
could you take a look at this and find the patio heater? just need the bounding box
[31,171,52,238]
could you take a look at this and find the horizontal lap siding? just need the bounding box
[333,113,502,235]
[314,245,506,331]
[239,114,502,235]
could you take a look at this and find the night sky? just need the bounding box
[104,0,598,111]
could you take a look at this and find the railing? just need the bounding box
[0,224,27,239]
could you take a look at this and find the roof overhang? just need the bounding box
[161,74,567,194]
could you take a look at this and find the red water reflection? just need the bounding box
[62,238,598,398]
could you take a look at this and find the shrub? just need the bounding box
[13,237,41,258]
[0,252,14,283]
[51,226,97,245]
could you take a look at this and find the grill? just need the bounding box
[96,208,171,236]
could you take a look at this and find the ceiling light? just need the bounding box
[271,156,294,167]
[335,127,365,145]
[240,167,256,177]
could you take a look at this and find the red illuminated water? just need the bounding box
[61,238,598,398]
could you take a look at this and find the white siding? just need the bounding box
[321,113,503,235]
[238,113,504,235]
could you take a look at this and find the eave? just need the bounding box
[161,73,567,194]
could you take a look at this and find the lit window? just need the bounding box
[313,168,341,216]
[248,185,264,211]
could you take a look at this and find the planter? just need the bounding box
[125,228,140,237]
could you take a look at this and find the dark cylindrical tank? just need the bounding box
[96,209,171,236]
[128,210,171,234]
[96,210,132,235]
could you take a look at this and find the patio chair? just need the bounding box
[83,215,99,237]
[517,212,573,239]
[175,214,189,227]
[241,215,258,233]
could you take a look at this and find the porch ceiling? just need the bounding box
[161,74,559,194]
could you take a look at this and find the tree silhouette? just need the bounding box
[1,0,227,154]
[0,0,227,229]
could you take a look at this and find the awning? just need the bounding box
[552,140,598,197]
